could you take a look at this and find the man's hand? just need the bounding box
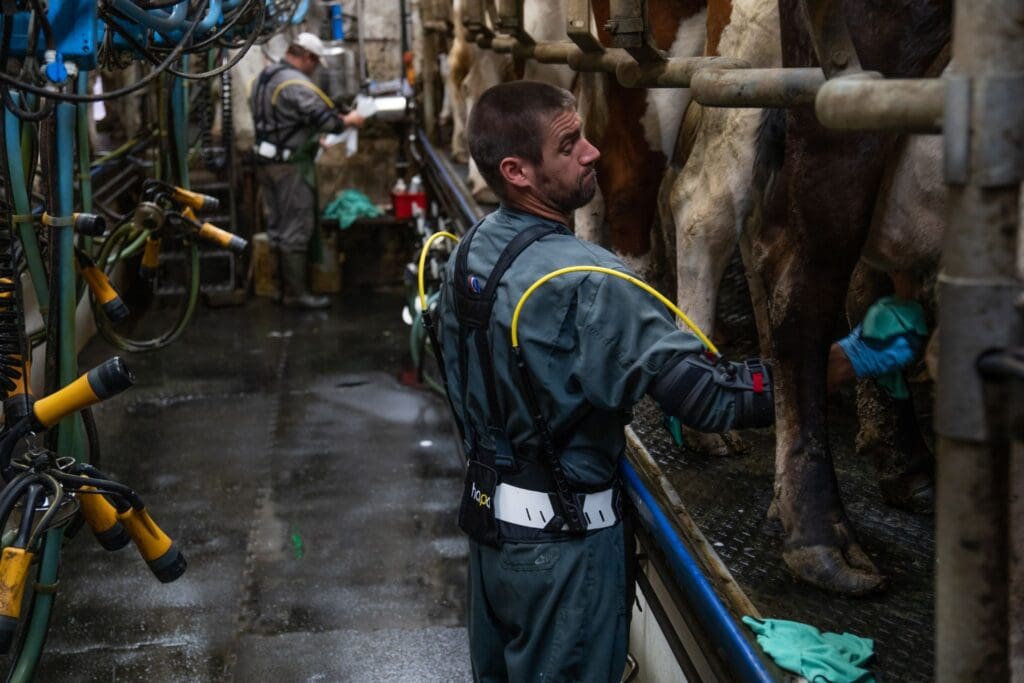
[341,111,365,128]
[650,354,774,433]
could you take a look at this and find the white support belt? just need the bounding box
[254,140,292,161]
[493,483,617,531]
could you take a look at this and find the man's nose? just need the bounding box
[580,138,601,165]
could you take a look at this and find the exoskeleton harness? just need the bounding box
[251,64,331,163]
[422,220,619,548]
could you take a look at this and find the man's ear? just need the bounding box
[499,156,531,190]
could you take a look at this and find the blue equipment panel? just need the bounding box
[5,0,99,71]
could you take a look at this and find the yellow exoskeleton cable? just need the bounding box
[511,266,719,356]
[417,231,460,311]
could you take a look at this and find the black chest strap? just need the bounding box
[452,221,567,445]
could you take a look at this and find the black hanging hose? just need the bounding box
[0,80,34,420]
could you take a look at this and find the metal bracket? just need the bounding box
[797,0,864,78]
[974,73,1024,188]
[944,75,971,185]
[607,0,665,64]
[567,0,604,54]
[495,0,534,46]
[463,0,495,45]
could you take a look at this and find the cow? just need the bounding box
[574,0,708,281]
[657,0,779,456]
[751,0,951,594]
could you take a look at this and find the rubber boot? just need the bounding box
[280,251,330,309]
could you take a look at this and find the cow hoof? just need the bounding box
[681,427,746,457]
[783,545,886,595]
[879,471,934,514]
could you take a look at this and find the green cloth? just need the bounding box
[861,295,928,399]
[743,616,876,683]
[322,189,382,229]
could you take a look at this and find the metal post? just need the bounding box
[566,0,602,53]
[935,0,1024,680]
[606,0,663,64]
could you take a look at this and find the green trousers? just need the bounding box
[468,524,629,682]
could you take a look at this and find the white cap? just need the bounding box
[292,32,327,59]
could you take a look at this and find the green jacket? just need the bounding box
[438,205,704,488]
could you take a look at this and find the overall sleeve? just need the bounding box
[571,271,706,411]
[282,84,344,134]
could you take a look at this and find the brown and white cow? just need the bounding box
[751,0,951,594]
[661,0,949,593]
[574,0,708,281]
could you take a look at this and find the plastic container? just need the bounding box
[392,191,427,219]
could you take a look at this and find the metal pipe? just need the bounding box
[692,67,825,108]
[616,56,748,89]
[568,48,634,73]
[816,75,945,133]
[935,0,1024,679]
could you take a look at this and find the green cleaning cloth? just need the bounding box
[861,296,928,399]
[743,616,876,683]
[322,189,382,229]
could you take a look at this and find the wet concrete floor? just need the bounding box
[35,288,472,681]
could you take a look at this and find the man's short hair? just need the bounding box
[467,81,576,200]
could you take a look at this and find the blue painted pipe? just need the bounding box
[621,459,775,683]
[109,0,189,32]
[291,0,311,25]
[330,5,345,40]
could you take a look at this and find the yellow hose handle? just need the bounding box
[417,231,460,311]
[511,266,719,356]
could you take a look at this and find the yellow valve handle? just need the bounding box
[117,507,172,562]
[197,222,247,254]
[0,279,29,399]
[141,236,162,276]
[171,186,219,212]
[79,261,121,307]
[0,547,33,621]
[417,231,460,311]
[32,357,135,428]
[0,546,33,652]
[7,359,31,399]
[78,485,130,551]
[118,507,186,583]
[510,266,719,355]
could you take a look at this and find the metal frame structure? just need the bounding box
[440,0,1023,678]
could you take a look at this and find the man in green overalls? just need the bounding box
[250,32,364,309]
[435,81,774,680]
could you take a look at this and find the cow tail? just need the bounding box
[752,108,786,198]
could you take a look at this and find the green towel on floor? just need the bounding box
[743,616,877,683]
[861,296,928,399]
[322,189,382,229]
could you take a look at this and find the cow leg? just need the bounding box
[761,249,885,594]
[668,152,745,457]
[847,263,934,513]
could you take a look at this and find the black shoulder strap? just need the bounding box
[453,222,564,430]
[453,222,565,330]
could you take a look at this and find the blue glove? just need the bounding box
[837,324,921,378]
